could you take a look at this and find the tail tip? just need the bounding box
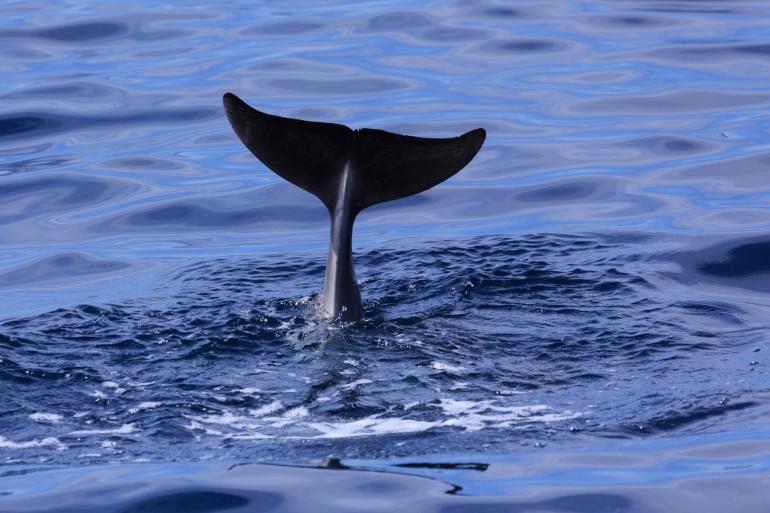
[465,127,487,154]
[222,91,239,106]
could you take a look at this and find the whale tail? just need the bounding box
[223,92,485,214]
[223,92,485,321]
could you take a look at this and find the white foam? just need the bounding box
[495,389,524,396]
[437,399,579,432]
[29,412,63,424]
[267,406,309,428]
[250,400,283,417]
[283,406,308,418]
[231,432,271,440]
[128,401,162,414]
[184,395,580,441]
[0,436,66,450]
[340,379,373,390]
[187,404,309,437]
[431,361,465,373]
[303,400,579,438]
[69,423,136,436]
[190,412,247,427]
[186,417,268,438]
[100,381,127,394]
[185,420,226,437]
[127,381,155,388]
[307,418,438,439]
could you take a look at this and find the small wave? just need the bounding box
[1,233,767,463]
[0,436,66,450]
[29,413,63,424]
[68,424,136,437]
[186,397,579,440]
[128,402,162,414]
[666,234,770,293]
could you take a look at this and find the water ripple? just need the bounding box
[0,108,217,143]
[1,234,767,464]
[0,0,769,469]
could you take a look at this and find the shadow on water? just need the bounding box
[667,235,770,293]
[0,253,130,288]
[699,241,770,278]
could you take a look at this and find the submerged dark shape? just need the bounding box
[223,92,485,321]
[394,462,490,472]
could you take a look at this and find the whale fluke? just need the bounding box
[223,92,485,321]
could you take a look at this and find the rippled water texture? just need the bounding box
[3,430,770,513]
[1,0,770,481]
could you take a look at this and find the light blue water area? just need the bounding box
[3,429,770,512]
[1,0,770,509]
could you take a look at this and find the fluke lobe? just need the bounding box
[223,93,486,322]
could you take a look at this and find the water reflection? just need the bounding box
[3,429,770,512]
[570,90,770,115]
[669,234,770,293]
[0,175,128,224]
[0,253,130,288]
[0,108,216,143]
[484,39,566,53]
[36,21,128,42]
[242,21,325,36]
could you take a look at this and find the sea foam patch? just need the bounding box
[0,435,66,451]
[29,412,64,424]
[184,398,580,440]
[68,424,136,437]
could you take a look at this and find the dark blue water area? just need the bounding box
[2,0,770,510]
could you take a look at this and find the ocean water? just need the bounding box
[1,0,770,510]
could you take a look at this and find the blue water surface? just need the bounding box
[1,0,770,510]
